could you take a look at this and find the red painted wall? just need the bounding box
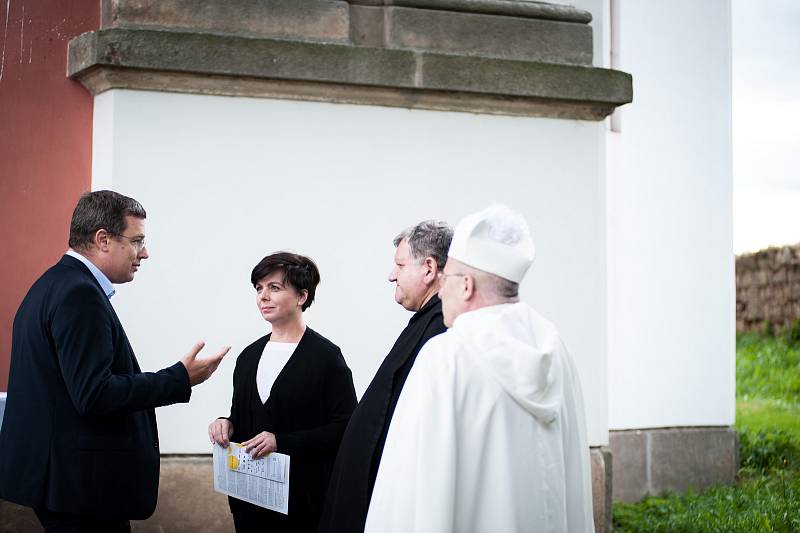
[0,1,99,390]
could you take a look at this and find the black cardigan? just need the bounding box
[225,327,357,532]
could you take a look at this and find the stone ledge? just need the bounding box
[348,0,593,23]
[101,0,351,43]
[68,28,632,120]
[376,6,593,64]
[103,1,593,65]
[609,426,739,503]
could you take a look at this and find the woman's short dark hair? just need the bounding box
[68,190,147,251]
[251,252,321,312]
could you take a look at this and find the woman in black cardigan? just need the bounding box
[208,252,357,533]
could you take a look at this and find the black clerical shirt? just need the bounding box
[317,295,446,533]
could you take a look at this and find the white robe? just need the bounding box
[365,302,594,533]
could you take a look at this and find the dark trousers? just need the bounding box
[231,501,315,533]
[34,508,131,533]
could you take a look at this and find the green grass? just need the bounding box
[736,332,800,405]
[613,332,800,532]
[613,473,800,532]
[738,398,800,439]
[738,428,800,474]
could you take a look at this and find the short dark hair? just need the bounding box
[68,190,146,250]
[251,252,321,312]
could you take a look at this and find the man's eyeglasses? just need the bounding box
[111,234,147,252]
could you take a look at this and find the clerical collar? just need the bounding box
[411,294,441,322]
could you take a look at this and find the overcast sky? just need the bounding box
[732,0,800,253]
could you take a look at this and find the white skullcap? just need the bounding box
[448,204,535,283]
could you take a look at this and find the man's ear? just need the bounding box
[463,275,476,301]
[93,229,111,252]
[423,257,439,284]
[298,289,309,308]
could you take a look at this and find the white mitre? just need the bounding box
[448,204,535,283]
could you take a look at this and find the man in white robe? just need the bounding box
[365,204,594,533]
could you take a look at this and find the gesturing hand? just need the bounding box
[242,431,277,459]
[181,341,231,386]
[208,418,234,447]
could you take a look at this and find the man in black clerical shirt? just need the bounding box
[318,220,453,533]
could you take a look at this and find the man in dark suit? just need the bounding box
[318,220,452,533]
[0,190,230,532]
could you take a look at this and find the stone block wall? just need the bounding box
[736,244,800,333]
[609,427,738,503]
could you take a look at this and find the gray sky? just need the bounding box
[732,0,800,252]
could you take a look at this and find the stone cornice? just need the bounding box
[347,0,593,23]
[68,28,632,120]
[69,2,632,119]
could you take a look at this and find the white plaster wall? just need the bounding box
[606,0,735,429]
[92,90,608,452]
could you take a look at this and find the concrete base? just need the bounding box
[0,430,739,531]
[590,447,612,533]
[0,457,232,533]
[609,426,739,503]
[0,500,39,532]
[2,451,614,532]
[131,457,233,532]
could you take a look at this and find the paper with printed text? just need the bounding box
[212,442,290,514]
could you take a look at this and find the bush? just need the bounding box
[736,332,800,404]
[739,428,800,474]
[613,429,800,532]
[786,318,800,347]
[613,474,800,532]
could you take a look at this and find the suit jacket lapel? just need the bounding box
[59,255,143,374]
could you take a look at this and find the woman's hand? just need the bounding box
[208,418,234,447]
[242,431,277,458]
